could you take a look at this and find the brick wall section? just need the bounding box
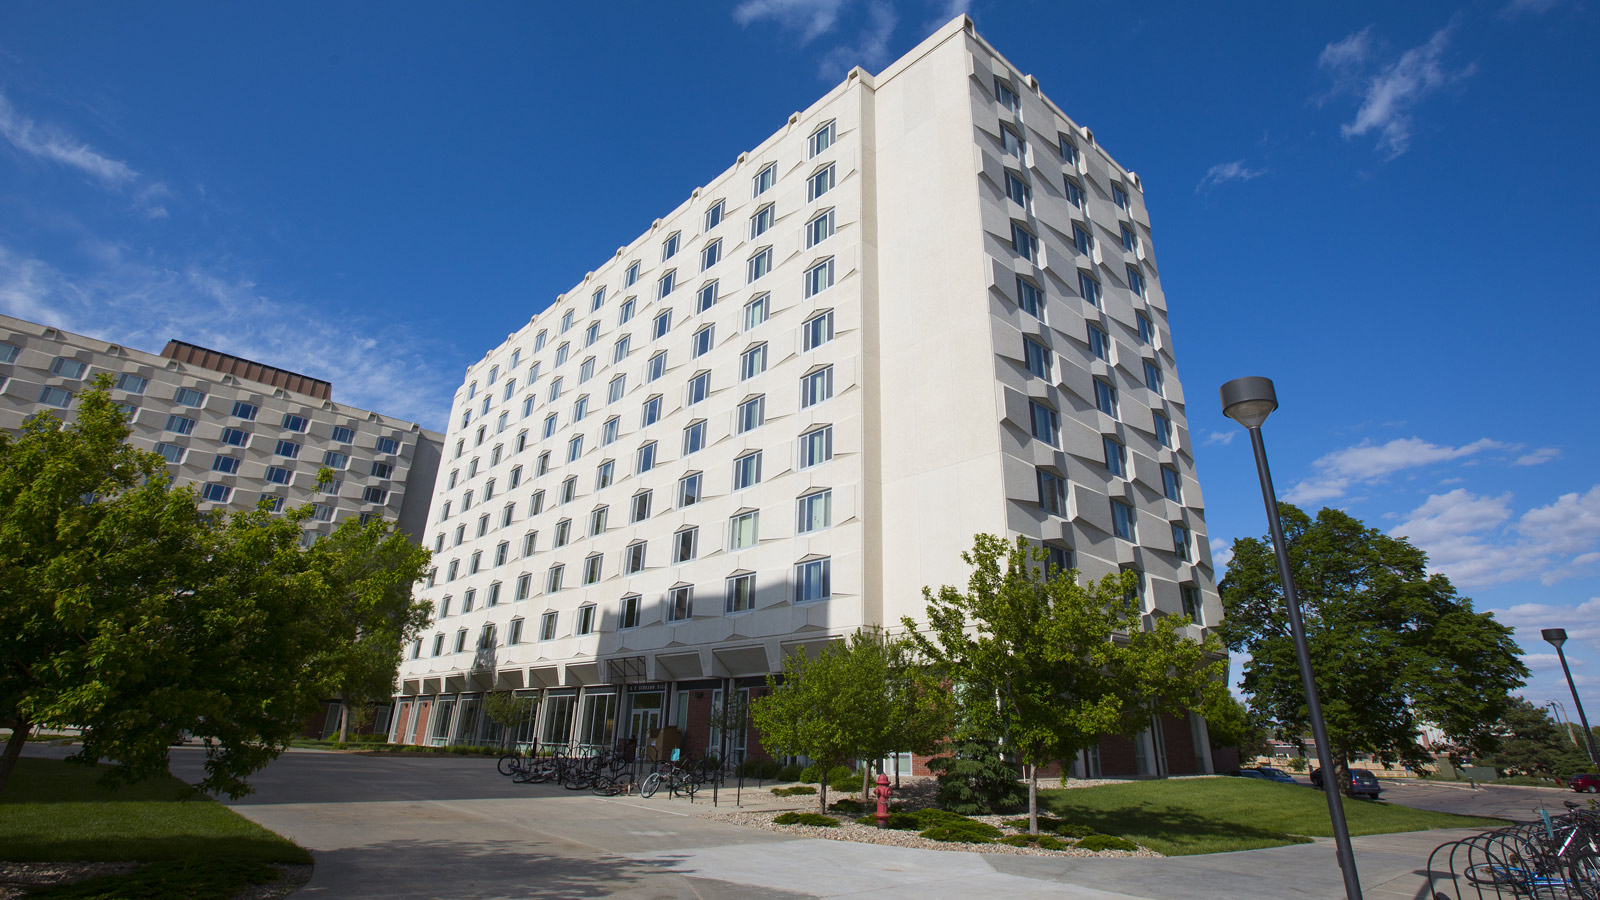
[1098,734,1139,776]
[742,686,774,763]
[683,689,715,758]
[1212,745,1241,772]
[1161,713,1200,775]
[411,700,432,745]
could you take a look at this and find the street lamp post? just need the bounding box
[1221,376,1363,900]
[1541,628,1599,768]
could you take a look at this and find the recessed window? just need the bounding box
[584,322,600,348]
[1011,223,1037,262]
[673,527,698,564]
[746,247,773,283]
[1029,400,1058,447]
[281,413,309,433]
[678,471,703,507]
[641,394,662,427]
[1016,277,1043,320]
[795,558,831,604]
[229,400,257,420]
[1162,465,1183,502]
[653,310,672,340]
[1046,544,1073,576]
[154,442,185,464]
[164,414,196,434]
[808,119,836,157]
[744,293,770,330]
[1144,361,1164,396]
[619,594,641,629]
[200,483,232,503]
[1073,224,1091,256]
[1127,265,1146,298]
[371,461,394,479]
[613,335,631,364]
[630,490,652,523]
[729,511,758,551]
[560,476,577,504]
[624,540,647,574]
[549,377,564,402]
[608,375,626,405]
[619,297,636,324]
[275,440,301,459]
[682,420,706,455]
[667,585,693,622]
[701,239,722,272]
[687,371,710,405]
[802,310,834,350]
[797,489,832,534]
[50,357,88,380]
[995,78,1020,110]
[509,617,525,644]
[800,366,833,408]
[1181,585,1204,625]
[647,351,666,382]
[753,162,777,197]
[750,204,774,240]
[1037,469,1066,516]
[1172,523,1192,562]
[1094,379,1117,417]
[1088,324,1110,361]
[1121,225,1137,252]
[804,258,835,297]
[0,343,17,363]
[1112,184,1130,210]
[693,325,715,358]
[495,540,510,565]
[432,634,445,656]
[1137,313,1155,345]
[576,602,597,633]
[212,455,240,474]
[740,343,767,380]
[625,262,640,287]
[733,451,762,490]
[1104,437,1127,477]
[1111,500,1137,541]
[596,459,615,489]
[553,518,571,548]
[806,209,835,247]
[561,310,575,334]
[568,434,584,463]
[535,453,549,477]
[221,427,250,448]
[1153,412,1172,448]
[697,281,718,313]
[657,271,676,300]
[1001,126,1023,158]
[661,231,680,261]
[547,563,565,593]
[1060,135,1079,166]
[470,549,483,573]
[1023,339,1050,379]
[555,342,570,367]
[540,611,558,641]
[534,330,548,352]
[1064,177,1083,208]
[522,530,537,556]
[582,555,602,586]
[1004,171,1029,207]
[807,164,835,201]
[726,573,756,613]
[798,426,833,469]
[737,394,766,432]
[704,199,725,232]
[543,413,558,439]
[636,440,657,474]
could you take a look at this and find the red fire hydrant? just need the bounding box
[874,772,892,829]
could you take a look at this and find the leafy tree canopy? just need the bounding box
[1477,698,1592,778]
[0,376,432,798]
[1219,503,1526,788]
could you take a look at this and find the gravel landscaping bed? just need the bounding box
[709,808,1162,859]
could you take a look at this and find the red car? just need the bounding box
[1571,773,1600,793]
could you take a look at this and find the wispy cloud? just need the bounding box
[0,89,137,184]
[1514,447,1561,467]
[1317,21,1475,159]
[1392,487,1600,588]
[1196,159,1267,193]
[819,1,899,78]
[733,0,850,43]
[1213,543,1235,572]
[1202,430,1236,446]
[0,243,456,429]
[735,0,958,80]
[1499,0,1569,18]
[1489,597,1600,655]
[1284,436,1506,504]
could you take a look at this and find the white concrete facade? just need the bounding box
[0,314,444,542]
[393,19,1223,772]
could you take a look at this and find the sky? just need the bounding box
[3,1,1597,720]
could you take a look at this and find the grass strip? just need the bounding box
[0,758,310,865]
[21,859,281,900]
[1037,777,1504,856]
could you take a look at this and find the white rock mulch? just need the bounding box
[709,809,1161,859]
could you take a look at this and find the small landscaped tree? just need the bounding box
[482,691,538,749]
[905,534,1227,834]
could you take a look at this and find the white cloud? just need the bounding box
[1391,489,1600,588]
[1521,653,1576,669]
[733,0,851,43]
[1489,598,1600,653]
[1499,0,1568,18]
[0,243,455,429]
[818,1,899,78]
[1317,22,1474,159]
[0,90,137,185]
[1196,160,1268,192]
[735,0,927,79]
[1213,544,1235,572]
[1283,436,1505,504]
[1203,430,1236,446]
[1514,447,1561,467]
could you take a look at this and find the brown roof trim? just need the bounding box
[160,340,332,401]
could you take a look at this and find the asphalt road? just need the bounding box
[22,745,1587,900]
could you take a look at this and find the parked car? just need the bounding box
[1310,767,1382,799]
[1225,768,1271,780]
[1252,766,1299,785]
[1570,773,1600,793]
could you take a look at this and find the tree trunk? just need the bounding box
[337,700,349,743]
[1028,764,1039,834]
[862,762,871,800]
[1334,748,1351,798]
[819,779,828,813]
[0,719,33,798]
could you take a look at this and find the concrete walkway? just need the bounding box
[22,745,1550,900]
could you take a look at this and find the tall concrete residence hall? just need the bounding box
[393,17,1226,777]
[0,314,444,547]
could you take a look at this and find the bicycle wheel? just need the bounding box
[498,754,521,777]
[596,773,634,797]
[641,772,663,799]
[1464,864,1523,886]
[1568,851,1599,899]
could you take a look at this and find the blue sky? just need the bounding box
[4,1,1597,717]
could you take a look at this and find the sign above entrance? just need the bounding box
[625,682,666,693]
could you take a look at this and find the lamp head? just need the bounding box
[1220,376,1279,429]
[1542,628,1568,649]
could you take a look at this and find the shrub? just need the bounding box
[774,763,803,782]
[800,763,857,790]
[1002,815,1067,831]
[925,739,1024,815]
[773,811,839,827]
[770,785,818,797]
[909,808,975,828]
[920,820,1001,844]
[1076,834,1139,853]
[854,812,922,830]
[829,798,867,814]
[1000,834,1069,850]
[1053,824,1097,839]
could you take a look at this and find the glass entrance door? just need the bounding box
[627,692,663,761]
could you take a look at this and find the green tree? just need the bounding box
[750,628,946,811]
[1201,692,1272,762]
[905,535,1227,833]
[1478,698,1590,779]
[1219,503,1527,795]
[482,691,538,748]
[0,377,433,798]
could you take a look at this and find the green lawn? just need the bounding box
[1036,778,1503,856]
[0,757,310,865]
